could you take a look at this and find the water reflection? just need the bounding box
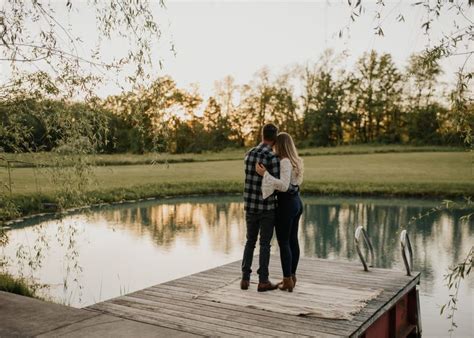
[97,197,473,285]
[99,198,247,254]
[3,196,473,337]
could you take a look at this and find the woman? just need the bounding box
[256,132,304,292]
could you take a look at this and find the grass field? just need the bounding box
[1,144,464,167]
[2,151,472,209]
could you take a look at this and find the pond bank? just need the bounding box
[3,178,472,225]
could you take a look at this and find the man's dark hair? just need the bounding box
[262,123,278,142]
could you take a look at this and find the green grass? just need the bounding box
[0,273,36,298]
[0,144,465,167]
[1,151,472,221]
[3,151,472,193]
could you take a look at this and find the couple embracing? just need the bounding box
[241,123,304,293]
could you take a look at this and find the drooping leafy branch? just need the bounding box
[0,1,169,293]
[441,246,473,335]
[0,0,167,98]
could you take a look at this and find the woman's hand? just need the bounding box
[256,162,267,176]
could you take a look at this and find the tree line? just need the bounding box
[0,50,471,154]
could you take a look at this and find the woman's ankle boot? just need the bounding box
[291,274,297,287]
[278,277,294,292]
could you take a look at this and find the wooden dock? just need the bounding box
[87,256,420,337]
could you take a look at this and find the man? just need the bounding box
[241,123,281,292]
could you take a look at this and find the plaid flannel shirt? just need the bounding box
[244,143,279,213]
[243,143,300,213]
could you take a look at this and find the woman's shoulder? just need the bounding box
[280,158,292,167]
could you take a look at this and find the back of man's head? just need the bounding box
[262,123,278,144]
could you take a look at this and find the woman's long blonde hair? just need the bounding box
[274,132,304,177]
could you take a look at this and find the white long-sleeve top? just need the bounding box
[262,158,303,199]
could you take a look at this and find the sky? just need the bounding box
[1,0,472,100]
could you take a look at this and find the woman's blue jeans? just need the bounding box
[276,192,303,278]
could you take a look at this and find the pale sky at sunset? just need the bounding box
[1,0,472,100]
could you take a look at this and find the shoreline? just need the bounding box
[3,181,472,228]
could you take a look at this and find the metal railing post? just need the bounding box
[355,225,375,271]
[400,230,414,276]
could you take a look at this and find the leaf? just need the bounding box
[396,14,405,22]
[421,21,430,32]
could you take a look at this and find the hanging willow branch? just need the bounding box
[0,0,168,99]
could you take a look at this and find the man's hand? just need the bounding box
[256,162,267,176]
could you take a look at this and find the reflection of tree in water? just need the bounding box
[300,202,405,263]
[94,201,246,253]
[205,202,246,254]
[299,201,471,292]
[90,198,472,292]
[301,203,342,259]
[407,208,440,284]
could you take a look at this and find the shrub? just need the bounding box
[0,273,36,298]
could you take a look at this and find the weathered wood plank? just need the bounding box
[137,287,363,331]
[91,301,256,337]
[106,297,297,337]
[165,272,410,297]
[123,293,342,337]
[144,285,388,332]
[196,261,414,288]
[87,256,419,338]
[134,288,357,334]
[225,263,412,284]
[167,265,412,288]
[90,301,227,337]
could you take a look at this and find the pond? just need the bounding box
[2,196,473,337]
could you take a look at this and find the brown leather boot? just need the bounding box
[291,274,297,287]
[279,277,294,292]
[240,279,249,290]
[257,280,279,292]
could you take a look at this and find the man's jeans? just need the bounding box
[241,210,275,283]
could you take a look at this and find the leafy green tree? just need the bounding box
[239,68,299,144]
[272,74,300,139]
[404,53,444,144]
[103,76,202,153]
[214,76,246,147]
[203,97,223,131]
[167,116,208,154]
[202,97,234,150]
[302,73,344,146]
[406,104,445,145]
[406,53,443,108]
[301,54,345,146]
[0,91,108,154]
[347,51,403,143]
